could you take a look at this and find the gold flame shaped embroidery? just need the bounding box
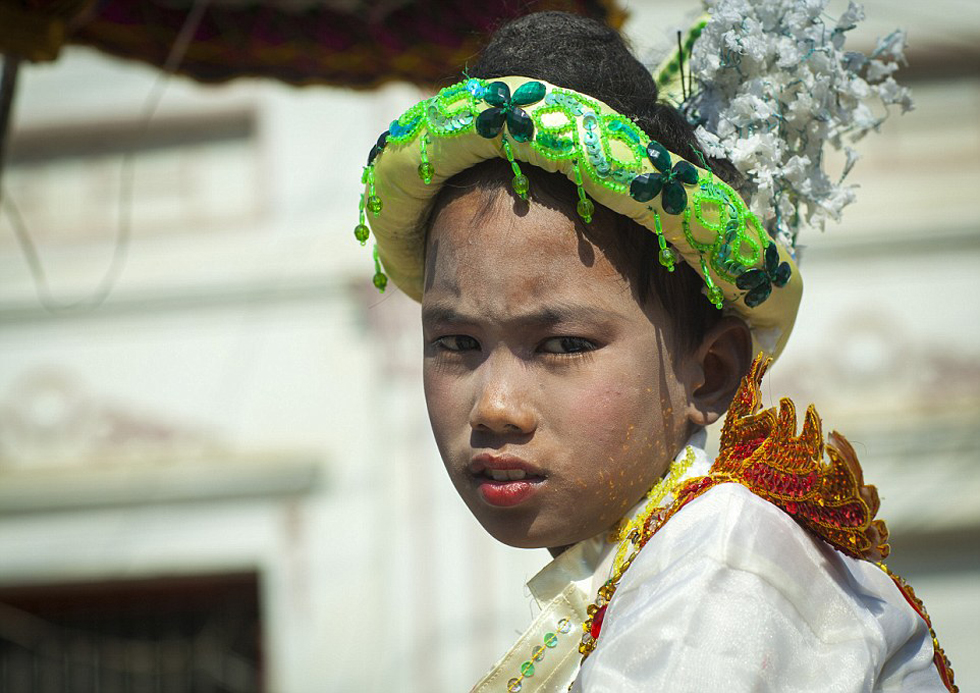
[712,355,890,561]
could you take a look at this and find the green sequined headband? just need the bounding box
[354,75,802,358]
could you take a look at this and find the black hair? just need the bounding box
[427,12,737,349]
[471,12,740,185]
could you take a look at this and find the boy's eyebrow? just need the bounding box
[421,301,623,328]
[420,303,465,325]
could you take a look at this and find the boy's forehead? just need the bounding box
[425,189,628,269]
[424,188,625,300]
[422,196,659,336]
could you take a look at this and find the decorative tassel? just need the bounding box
[572,160,594,223]
[364,165,382,216]
[354,192,369,246]
[651,209,676,271]
[700,256,724,308]
[501,137,529,199]
[418,132,434,184]
[372,244,388,293]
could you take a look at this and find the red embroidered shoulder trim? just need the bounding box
[710,354,890,561]
[696,354,955,691]
[880,564,958,692]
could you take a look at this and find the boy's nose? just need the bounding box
[469,356,536,436]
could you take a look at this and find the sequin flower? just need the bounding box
[629,141,699,214]
[735,242,792,307]
[475,81,547,143]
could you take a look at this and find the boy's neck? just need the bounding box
[544,428,708,560]
[548,544,573,558]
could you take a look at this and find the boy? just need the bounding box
[352,9,955,692]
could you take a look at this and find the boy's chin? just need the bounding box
[492,533,554,550]
[460,490,601,551]
[478,518,589,553]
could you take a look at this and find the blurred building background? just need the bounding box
[0,1,978,691]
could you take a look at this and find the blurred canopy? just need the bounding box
[0,0,625,88]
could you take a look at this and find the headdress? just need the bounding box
[351,0,910,359]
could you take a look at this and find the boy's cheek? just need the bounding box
[422,373,462,452]
[565,378,668,446]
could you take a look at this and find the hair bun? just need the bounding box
[472,11,739,185]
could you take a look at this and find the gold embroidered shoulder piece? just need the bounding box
[711,355,890,561]
[582,355,955,689]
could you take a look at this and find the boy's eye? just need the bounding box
[539,336,597,355]
[434,335,480,352]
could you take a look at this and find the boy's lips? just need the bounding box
[469,453,546,507]
[468,453,546,480]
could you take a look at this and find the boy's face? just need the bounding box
[421,189,695,551]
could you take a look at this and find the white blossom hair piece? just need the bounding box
[686,0,913,249]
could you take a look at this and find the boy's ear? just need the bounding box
[684,317,753,428]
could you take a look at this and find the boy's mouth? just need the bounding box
[479,468,533,481]
[468,453,546,479]
[469,454,545,507]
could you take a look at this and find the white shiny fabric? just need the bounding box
[571,483,945,692]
